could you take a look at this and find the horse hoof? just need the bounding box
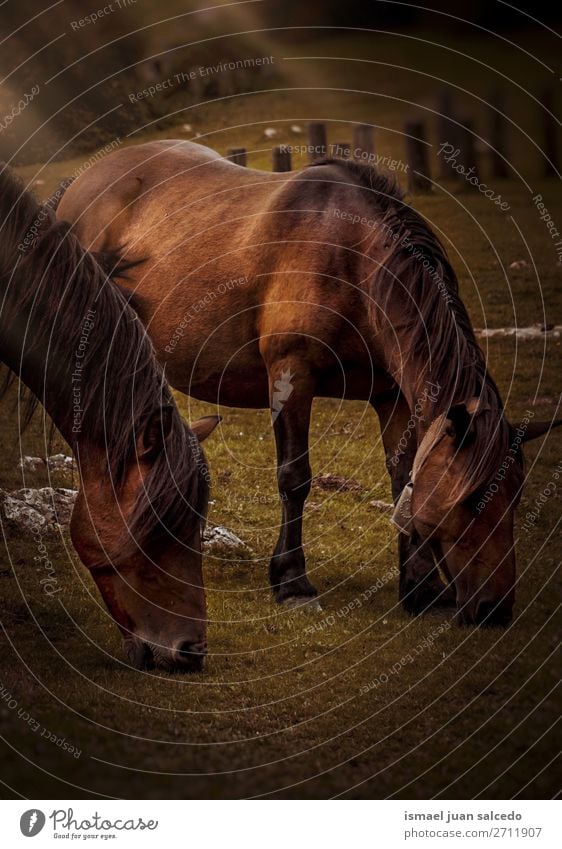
[282,596,323,612]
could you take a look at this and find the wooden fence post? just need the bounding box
[272,146,292,172]
[227,148,247,166]
[353,124,375,158]
[436,90,460,180]
[330,141,351,158]
[541,87,559,177]
[457,119,479,185]
[307,122,327,161]
[488,91,509,178]
[404,121,432,193]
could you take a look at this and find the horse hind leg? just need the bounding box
[266,357,319,607]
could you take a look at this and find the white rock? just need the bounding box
[475,325,562,339]
[202,524,250,553]
[0,487,77,531]
[264,127,277,138]
[19,456,44,473]
[1,493,46,529]
[509,260,529,270]
[47,454,75,472]
[1,485,249,554]
[290,125,302,134]
[369,499,393,512]
[19,454,75,473]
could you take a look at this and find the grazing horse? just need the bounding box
[57,140,557,626]
[0,164,220,671]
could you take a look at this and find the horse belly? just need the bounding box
[316,362,391,401]
[148,307,270,407]
[188,367,270,408]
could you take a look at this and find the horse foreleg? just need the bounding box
[267,360,317,606]
[374,393,454,614]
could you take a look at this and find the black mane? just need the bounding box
[0,165,208,555]
[312,157,517,498]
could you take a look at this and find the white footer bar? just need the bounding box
[1,800,557,848]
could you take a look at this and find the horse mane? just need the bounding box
[0,165,208,555]
[310,157,517,500]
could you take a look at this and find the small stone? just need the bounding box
[19,454,75,473]
[475,326,561,340]
[19,456,44,473]
[0,487,77,531]
[312,473,363,493]
[264,127,277,138]
[47,454,75,472]
[202,524,250,554]
[369,499,393,512]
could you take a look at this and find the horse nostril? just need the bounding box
[174,640,207,672]
[456,599,512,628]
[125,640,154,670]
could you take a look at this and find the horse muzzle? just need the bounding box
[456,597,513,628]
[124,637,207,672]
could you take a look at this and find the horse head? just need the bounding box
[70,412,220,671]
[393,399,560,626]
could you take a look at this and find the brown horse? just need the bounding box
[0,163,219,671]
[57,140,558,626]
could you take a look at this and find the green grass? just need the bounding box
[1,332,560,798]
[1,31,561,797]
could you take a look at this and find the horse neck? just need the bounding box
[0,170,148,472]
[0,227,129,455]
[0,282,85,448]
[0,242,169,496]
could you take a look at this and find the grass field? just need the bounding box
[1,30,561,799]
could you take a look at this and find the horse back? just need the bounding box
[57,142,391,402]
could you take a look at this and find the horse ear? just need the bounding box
[446,397,490,446]
[140,404,174,458]
[446,404,472,443]
[190,415,221,443]
[520,419,562,443]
